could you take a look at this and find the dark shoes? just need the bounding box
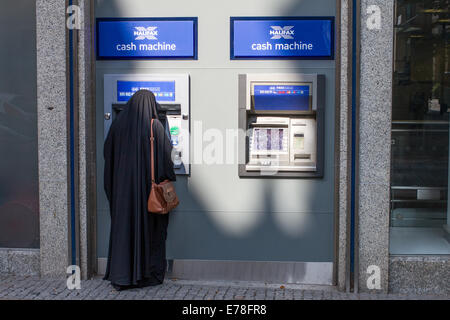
[111,278,163,291]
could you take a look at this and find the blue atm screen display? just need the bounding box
[97,18,197,59]
[253,85,310,111]
[117,81,176,102]
[231,17,334,59]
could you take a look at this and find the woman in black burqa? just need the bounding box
[103,90,176,291]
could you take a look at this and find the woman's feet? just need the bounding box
[111,278,163,291]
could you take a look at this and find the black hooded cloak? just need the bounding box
[103,90,176,290]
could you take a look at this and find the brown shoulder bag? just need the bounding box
[147,119,179,214]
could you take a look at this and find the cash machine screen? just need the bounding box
[117,81,176,102]
[251,128,287,152]
[252,84,311,111]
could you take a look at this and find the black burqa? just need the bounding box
[103,90,176,290]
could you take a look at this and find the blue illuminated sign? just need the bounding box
[231,17,334,60]
[97,18,197,60]
[117,81,176,102]
[253,85,311,111]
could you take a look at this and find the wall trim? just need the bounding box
[0,248,40,276]
[389,255,450,295]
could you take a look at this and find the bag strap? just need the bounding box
[152,103,159,120]
[150,119,155,183]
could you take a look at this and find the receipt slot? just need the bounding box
[238,73,325,178]
[104,74,190,175]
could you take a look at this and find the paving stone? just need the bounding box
[0,276,449,300]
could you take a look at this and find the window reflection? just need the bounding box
[0,1,39,248]
[391,0,450,254]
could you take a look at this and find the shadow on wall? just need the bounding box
[167,174,334,262]
[95,0,336,264]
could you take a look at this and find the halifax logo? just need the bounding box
[269,26,294,39]
[134,26,158,40]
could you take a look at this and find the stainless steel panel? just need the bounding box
[97,258,333,285]
[167,260,333,285]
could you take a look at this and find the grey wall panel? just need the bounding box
[36,0,69,277]
[95,0,336,262]
[358,0,393,293]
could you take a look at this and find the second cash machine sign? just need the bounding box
[231,17,334,59]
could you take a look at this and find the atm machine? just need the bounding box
[103,74,190,175]
[238,73,325,178]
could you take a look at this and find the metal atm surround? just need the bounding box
[103,74,190,175]
[238,73,325,178]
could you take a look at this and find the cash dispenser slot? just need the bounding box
[294,154,311,160]
[112,103,125,113]
[158,103,181,115]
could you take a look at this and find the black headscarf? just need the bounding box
[103,90,176,289]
